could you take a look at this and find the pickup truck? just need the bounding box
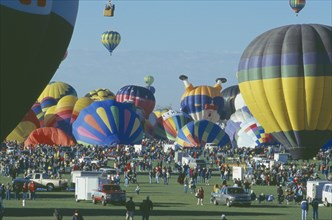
[210,186,251,207]
[12,173,68,192]
[91,184,126,206]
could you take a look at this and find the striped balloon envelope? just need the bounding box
[162,110,193,141]
[289,0,306,15]
[38,81,77,103]
[70,97,94,124]
[116,85,156,119]
[31,102,45,127]
[72,100,143,146]
[237,24,332,159]
[179,75,226,123]
[144,109,168,140]
[85,88,115,101]
[6,109,40,143]
[101,30,121,55]
[176,120,229,148]
[40,96,57,113]
[55,95,78,136]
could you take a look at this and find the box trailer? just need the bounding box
[306,180,331,202]
[75,176,99,202]
[71,170,103,186]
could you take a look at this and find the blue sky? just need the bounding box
[52,0,332,110]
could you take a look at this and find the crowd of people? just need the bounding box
[0,138,331,219]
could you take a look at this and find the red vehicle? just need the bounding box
[91,184,126,206]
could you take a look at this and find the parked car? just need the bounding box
[210,186,251,207]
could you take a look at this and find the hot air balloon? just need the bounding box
[40,97,58,113]
[0,1,79,141]
[162,110,193,141]
[38,81,77,103]
[227,107,273,148]
[179,75,226,123]
[6,109,40,143]
[24,127,76,149]
[85,88,115,101]
[70,97,94,124]
[220,85,240,120]
[289,0,306,15]
[72,100,143,146]
[237,24,332,159]
[144,75,156,94]
[55,95,78,136]
[116,85,156,119]
[44,106,57,128]
[144,109,168,140]
[101,30,121,55]
[176,120,229,148]
[31,102,45,127]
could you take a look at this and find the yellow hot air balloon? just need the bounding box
[237,24,332,159]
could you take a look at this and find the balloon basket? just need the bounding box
[104,8,114,17]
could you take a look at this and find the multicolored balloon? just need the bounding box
[85,88,115,101]
[31,102,45,127]
[38,81,77,103]
[6,109,40,143]
[70,97,94,125]
[55,95,78,136]
[144,109,168,140]
[72,100,143,146]
[237,24,332,159]
[162,110,193,141]
[227,107,273,148]
[176,120,229,148]
[179,75,226,123]
[116,85,156,119]
[101,30,121,55]
[289,0,306,15]
[0,1,79,141]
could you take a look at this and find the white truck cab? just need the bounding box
[322,183,332,206]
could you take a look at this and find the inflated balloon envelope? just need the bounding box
[237,24,332,159]
[0,1,79,141]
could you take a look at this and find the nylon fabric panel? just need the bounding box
[239,79,282,133]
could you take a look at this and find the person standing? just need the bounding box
[5,182,11,200]
[196,187,204,206]
[277,185,284,204]
[126,197,135,220]
[22,182,29,201]
[311,197,319,220]
[135,184,140,195]
[140,196,153,220]
[53,209,63,220]
[28,180,36,200]
[72,210,84,220]
[301,198,309,220]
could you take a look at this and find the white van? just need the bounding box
[322,183,332,206]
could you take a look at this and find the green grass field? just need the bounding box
[1,172,331,220]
